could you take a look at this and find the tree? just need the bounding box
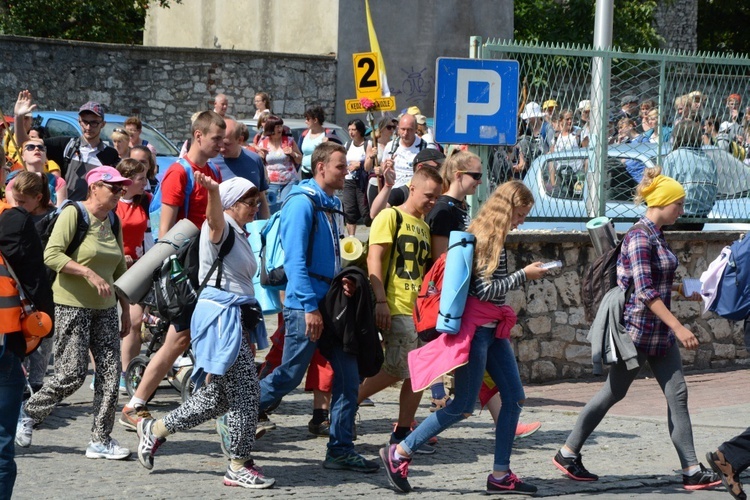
[514,0,662,52]
[697,0,750,53]
[0,0,179,44]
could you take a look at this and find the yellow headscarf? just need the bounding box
[641,175,685,207]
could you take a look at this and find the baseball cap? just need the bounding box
[79,101,104,118]
[577,100,591,112]
[415,114,427,125]
[543,99,558,110]
[85,166,132,186]
[520,102,545,120]
[620,95,639,106]
[407,106,421,116]
[413,148,446,167]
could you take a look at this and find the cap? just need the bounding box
[413,148,446,167]
[85,166,132,186]
[407,106,421,116]
[79,101,104,118]
[620,95,639,106]
[719,121,732,133]
[542,99,558,110]
[520,102,544,120]
[577,100,591,112]
[415,114,427,125]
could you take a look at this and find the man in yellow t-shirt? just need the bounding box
[360,166,443,449]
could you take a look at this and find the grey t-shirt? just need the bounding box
[198,212,257,296]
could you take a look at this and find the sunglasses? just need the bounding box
[113,128,129,135]
[100,182,125,195]
[385,125,396,130]
[24,144,46,152]
[457,171,483,181]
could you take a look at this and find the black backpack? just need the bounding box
[581,223,648,323]
[36,200,121,256]
[152,228,235,326]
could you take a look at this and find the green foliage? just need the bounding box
[514,0,662,51]
[0,0,178,44]
[698,0,750,53]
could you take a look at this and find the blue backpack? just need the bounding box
[709,233,750,321]
[149,158,221,237]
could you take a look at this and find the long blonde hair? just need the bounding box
[468,181,534,280]
[634,165,662,206]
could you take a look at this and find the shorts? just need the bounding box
[381,315,423,380]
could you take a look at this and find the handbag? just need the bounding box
[3,255,53,355]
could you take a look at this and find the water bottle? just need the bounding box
[426,280,438,296]
[168,255,185,282]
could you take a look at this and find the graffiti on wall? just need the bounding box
[391,65,435,109]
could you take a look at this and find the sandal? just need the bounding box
[429,395,452,412]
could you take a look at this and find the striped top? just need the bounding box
[469,248,527,306]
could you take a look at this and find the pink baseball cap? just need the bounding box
[85,166,133,186]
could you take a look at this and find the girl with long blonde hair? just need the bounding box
[381,180,548,495]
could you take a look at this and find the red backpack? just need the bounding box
[413,253,447,342]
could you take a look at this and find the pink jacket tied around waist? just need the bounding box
[408,296,517,391]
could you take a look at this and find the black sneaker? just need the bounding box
[308,419,330,437]
[486,471,537,495]
[553,450,598,481]
[322,450,379,473]
[683,463,722,491]
[379,444,412,493]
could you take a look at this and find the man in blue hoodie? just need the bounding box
[259,141,380,472]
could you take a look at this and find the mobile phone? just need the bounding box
[540,260,563,270]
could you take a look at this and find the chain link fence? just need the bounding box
[475,39,750,224]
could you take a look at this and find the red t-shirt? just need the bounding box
[159,158,222,228]
[116,194,151,261]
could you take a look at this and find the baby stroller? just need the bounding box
[123,292,195,403]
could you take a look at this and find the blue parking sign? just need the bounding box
[434,58,519,146]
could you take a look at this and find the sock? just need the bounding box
[120,371,126,378]
[430,382,446,400]
[311,408,329,425]
[151,419,170,439]
[393,447,410,461]
[393,426,410,440]
[230,458,249,471]
[560,448,577,459]
[128,396,147,408]
[684,465,700,476]
[491,472,510,482]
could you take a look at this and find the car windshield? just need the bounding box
[102,122,179,156]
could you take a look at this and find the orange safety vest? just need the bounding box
[0,253,22,335]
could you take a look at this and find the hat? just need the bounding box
[219,177,256,209]
[520,102,545,120]
[407,106,421,116]
[415,114,427,125]
[413,148,446,167]
[719,121,733,133]
[79,101,104,118]
[620,95,639,106]
[85,166,132,186]
[542,99,558,110]
[577,100,591,112]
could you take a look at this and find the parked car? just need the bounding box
[239,117,349,146]
[32,111,180,176]
[520,143,750,231]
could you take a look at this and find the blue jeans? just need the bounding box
[259,308,359,455]
[401,327,525,471]
[0,348,24,500]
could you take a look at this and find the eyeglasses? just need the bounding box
[24,144,46,152]
[100,182,125,195]
[80,119,103,128]
[237,198,261,208]
[457,171,483,181]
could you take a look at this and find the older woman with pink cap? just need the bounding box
[16,166,132,460]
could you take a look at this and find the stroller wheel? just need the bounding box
[125,355,157,403]
[179,366,195,403]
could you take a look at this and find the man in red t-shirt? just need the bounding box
[120,111,226,430]
[158,111,225,238]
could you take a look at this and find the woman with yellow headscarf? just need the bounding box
[553,166,722,491]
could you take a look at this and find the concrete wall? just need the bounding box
[505,230,748,383]
[143,0,339,55]
[0,35,336,144]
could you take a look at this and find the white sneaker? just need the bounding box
[15,407,34,448]
[85,438,131,460]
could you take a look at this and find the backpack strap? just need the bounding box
[198,227,236,292]
[63,137,82,173]
[176,158,195,218]
[382,208,403,293]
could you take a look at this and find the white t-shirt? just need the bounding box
[383,136,426,188]
[554,132,583,172]
[198,213,257,297]
[345,140,368,180]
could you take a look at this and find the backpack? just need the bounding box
[413,252,447,342]
[259,190,344,291]
[581,222,648,323]
[387,136,427,158]
[152,228,235,326]
[148,158,221,237]
[36,200,121,256]
[709,232,750,320]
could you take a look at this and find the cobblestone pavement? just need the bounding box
[12,347,748,499]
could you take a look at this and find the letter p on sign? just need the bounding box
[455,69,501,134]
[434,58,518,146]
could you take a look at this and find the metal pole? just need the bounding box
[588,0,613,217]
[467,36,486,217]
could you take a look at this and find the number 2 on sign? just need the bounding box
[358,58,377,88]
[352,52,381,98]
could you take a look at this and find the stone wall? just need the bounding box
[0,35,337,144]
[654,0,698,51]
[505,230,749,383]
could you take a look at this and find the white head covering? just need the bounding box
[219,177,256,209]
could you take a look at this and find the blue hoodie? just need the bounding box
[280,179,342,312]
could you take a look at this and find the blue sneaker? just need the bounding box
[119,374,128,395]
[323,451,379,473]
